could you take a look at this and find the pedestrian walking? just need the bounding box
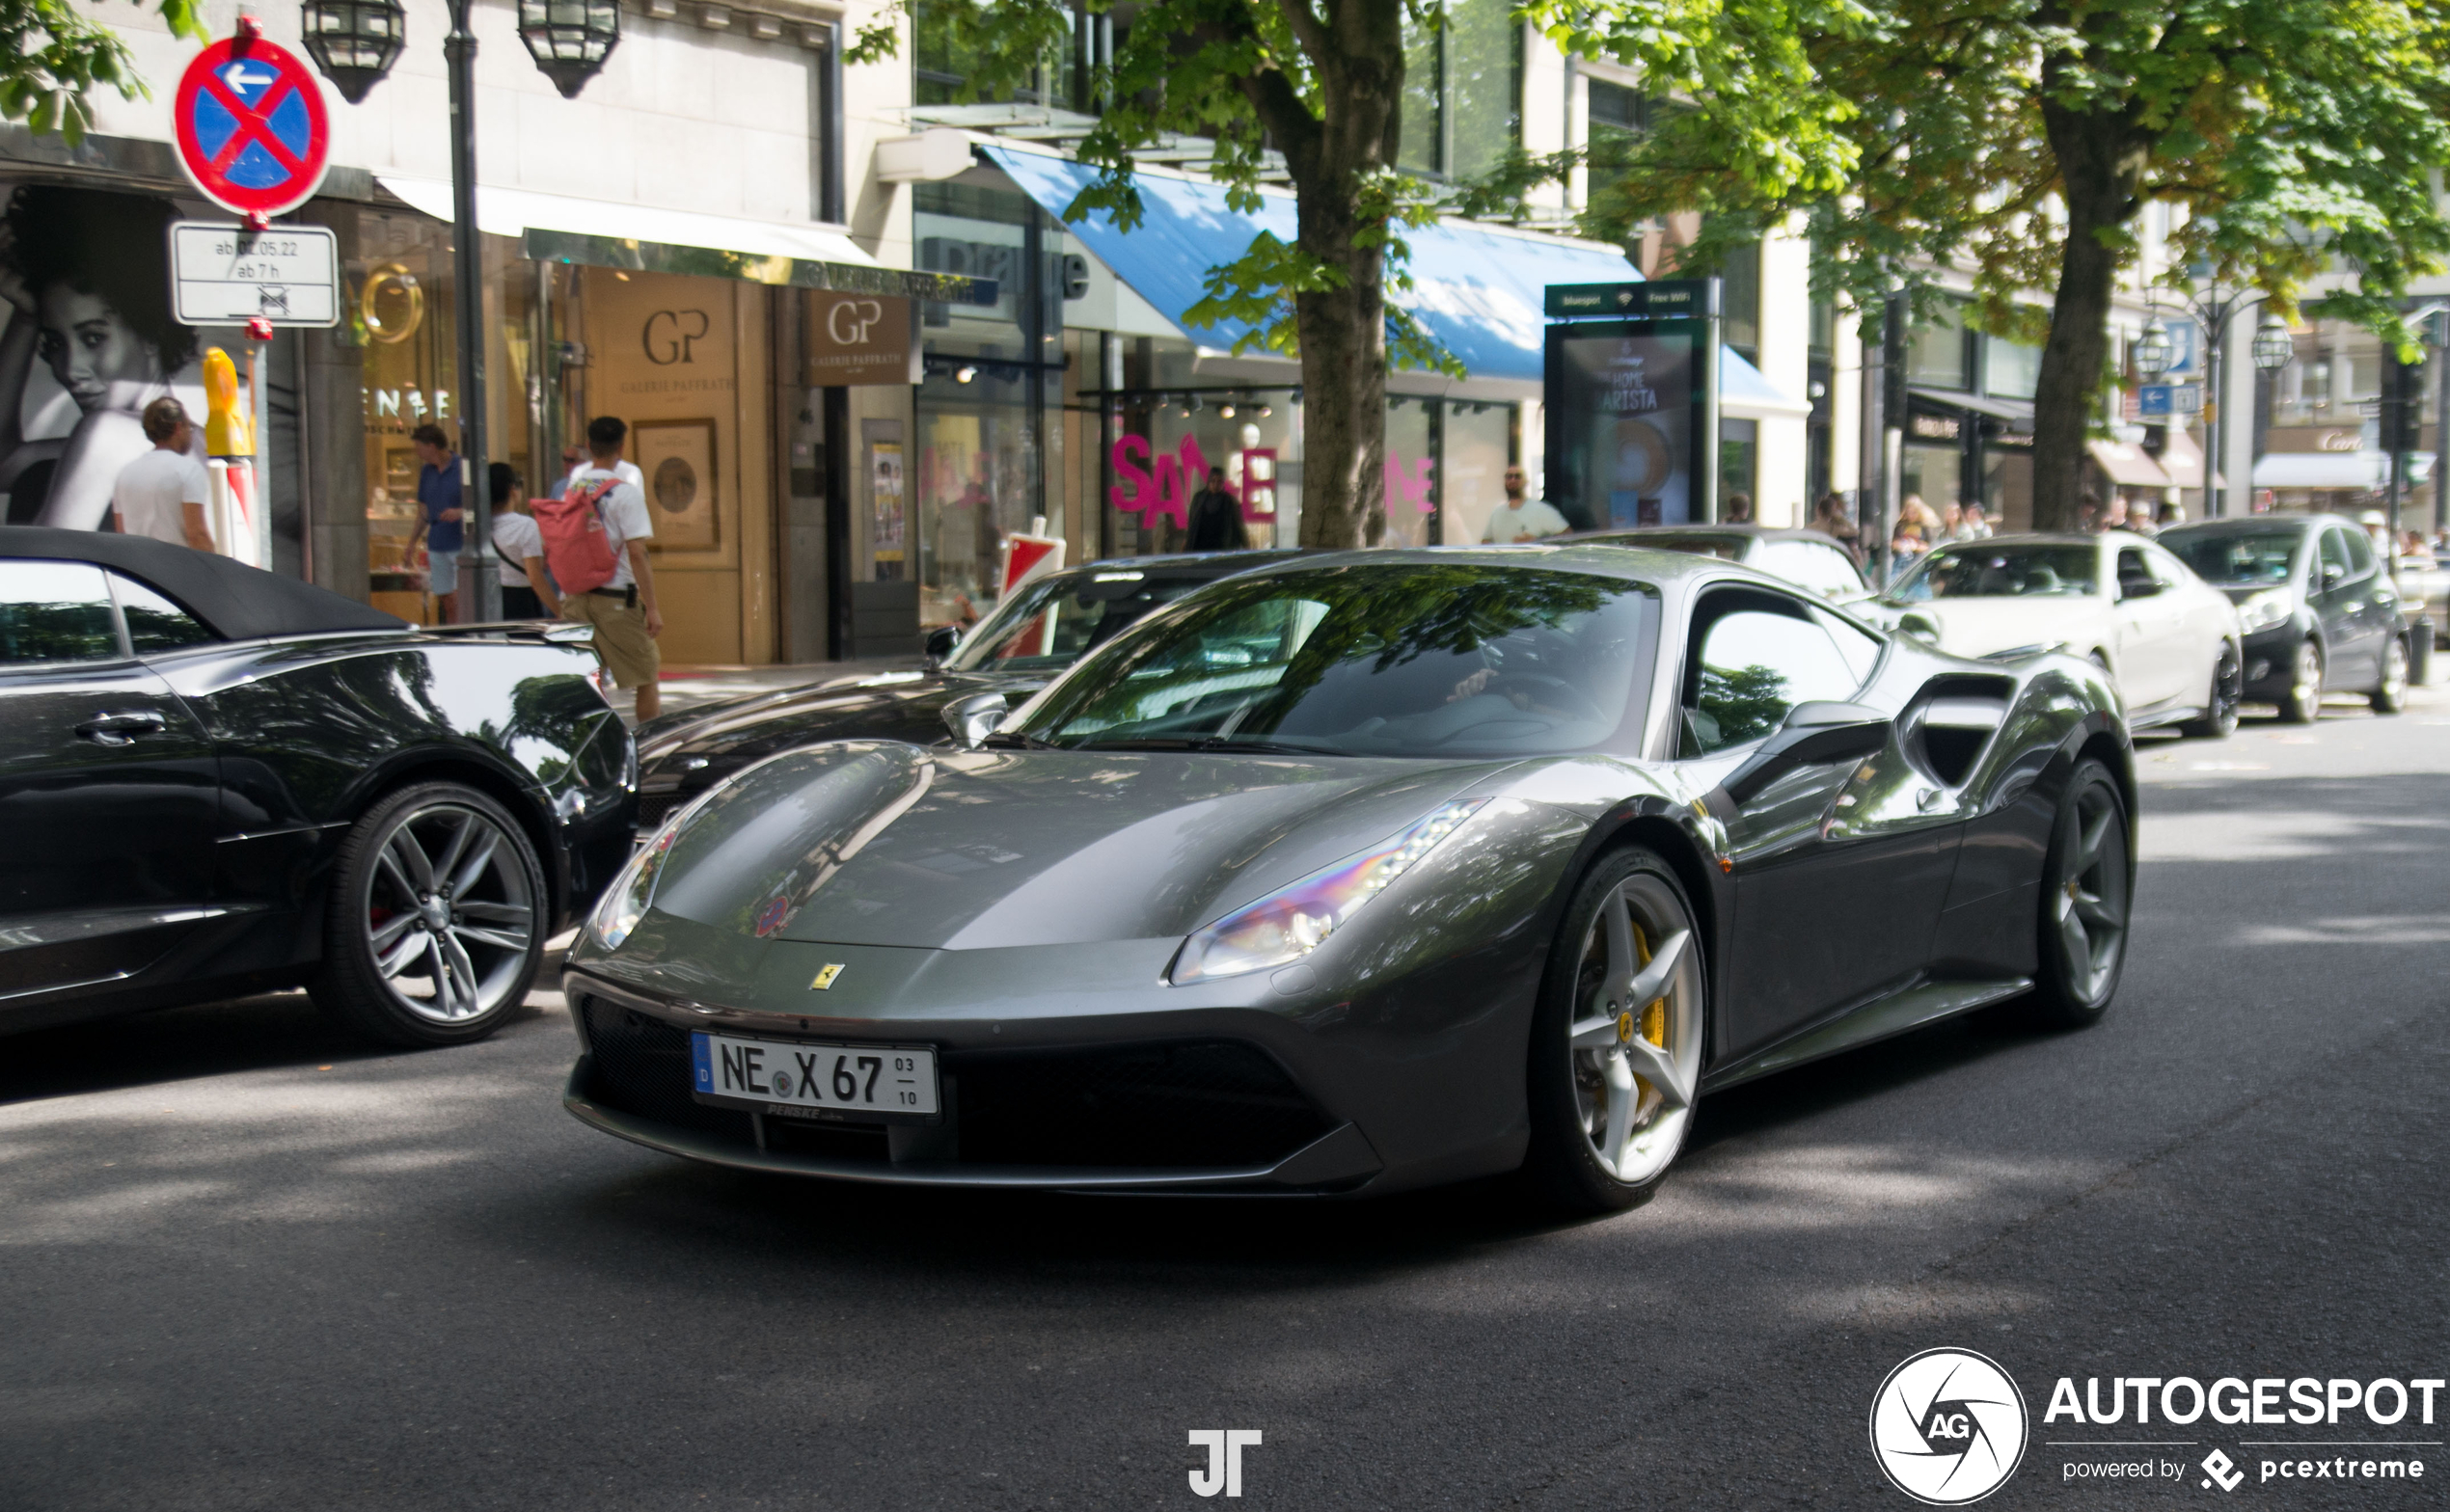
[407,423,465,624]
[488,461,558,620]
[542,415,665,720]
[544,442,587,500]
[1185,466,1249,552]
[1955,502,1993,541]
[1481,466,1568,542]
[1723,491,1754,525]
[1811,492,1864,563]
[108,396,213,551]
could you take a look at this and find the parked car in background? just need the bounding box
[1864,533,2243,737]
[1565,525,1871,602]
[631,550,1295,830]
[2160,514,2411,722]
[0,528,635,1045]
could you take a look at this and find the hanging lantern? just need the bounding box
[2252,314,2297,371]
[520,0,621,98]
[300,0,406,104]
[2134,319,2173,379]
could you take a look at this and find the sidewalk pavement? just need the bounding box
[606,656,928,727]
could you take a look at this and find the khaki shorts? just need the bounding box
[562,590,661,688]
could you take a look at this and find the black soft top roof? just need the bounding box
[0,527,406,640]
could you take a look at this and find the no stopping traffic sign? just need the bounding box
[173,37,331,217]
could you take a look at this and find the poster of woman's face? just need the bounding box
[0,182,207,530]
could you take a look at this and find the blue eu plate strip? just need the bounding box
[690,1032,713,1093]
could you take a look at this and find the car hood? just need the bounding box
[2211,582,2290,606]
[638,668,1041,773]
[633,741,1506,951]
[1878,596,2110,657]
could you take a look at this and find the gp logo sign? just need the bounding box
[1187,1429,1261,1498]
[1869,1349,2029,1504]
[826,297,886,346]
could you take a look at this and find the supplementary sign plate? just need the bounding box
[169,222,340,326]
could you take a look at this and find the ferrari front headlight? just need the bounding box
[1168,799,1487,985]
[591,824,678,950]
[2238,588,2292,634]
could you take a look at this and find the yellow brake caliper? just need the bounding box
[1620,918,1668,1112]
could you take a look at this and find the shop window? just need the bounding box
[1383,397,1436,546]
[1399,0,1520,179]
[1718,240,1760,363]
[1720,417,1756,517]
[1440,401,1512,544]
[1584,79,1646,215]
[1983,333,2041,400]
[1908,299,1969,391]
[914,0,1075,107]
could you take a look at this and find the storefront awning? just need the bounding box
[2090,438,2170,489]
[1723,350,1812,418]
[2156,427,2224,492]
[981,143,1639,385]
[375,175,998,304]
[2251,449,2433,490]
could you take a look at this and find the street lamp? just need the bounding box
[2252,314,2296,372]
[301,0,619,621]
[2134,319,2174,379]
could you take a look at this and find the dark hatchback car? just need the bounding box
[0,528,635,1045]
[632,550,1294,829]
[2159,515,2409,722]
[1565,525,1871,602]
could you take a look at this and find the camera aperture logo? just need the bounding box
[1870,1349,2030,1504]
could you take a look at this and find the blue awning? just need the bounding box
[984,144,1636,385]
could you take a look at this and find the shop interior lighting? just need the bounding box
[1218,401,1237,418]
[1255,403,1272,418]
[954,364,978,384]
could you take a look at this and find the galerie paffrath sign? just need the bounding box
[803,294,919,386]
[168,222,340,326]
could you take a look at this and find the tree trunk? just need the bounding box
[1254,0,1404,551]
[2030,98,2142,533]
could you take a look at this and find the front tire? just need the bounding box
[2178,641,2241,739]
[2278,639,2324,723]
[1521,849,1706,1213]
[2023,759,2132,1030]
[2370,634,2409,714]
[311,781,547,1047]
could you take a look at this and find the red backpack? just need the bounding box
[531,477,624,595]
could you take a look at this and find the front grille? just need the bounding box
[634,791,684,830]
[578,997,753,1144]
[946,1040,1330,1170]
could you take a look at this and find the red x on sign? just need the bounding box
[174,37,331,217]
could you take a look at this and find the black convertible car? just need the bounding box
[632,550,1293,829]
[1,528,635,1045]
[564,546,2132,1209]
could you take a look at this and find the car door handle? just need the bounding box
[76,711,168,745]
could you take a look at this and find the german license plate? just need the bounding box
[690,1031,939,1120]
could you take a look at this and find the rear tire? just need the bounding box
[1521,848,1706,1214]
[2022,759,2131,1030]
[2178,642,2241,739]
[2370,634,2409,714]
[2278,639,2323,723]
[310,781,547,1047]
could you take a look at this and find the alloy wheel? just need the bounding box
[2051,782,2130,1006]
[361,801,537,1024]
[2373,636,2409,713]
[2281,641,2323,723]
[1565,873,1702,1186]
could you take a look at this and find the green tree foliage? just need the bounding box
[853,0,1857,549]
[1,0,207,147]
[1562,0,2450,530]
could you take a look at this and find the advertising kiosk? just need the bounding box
[1543,279,1724,528]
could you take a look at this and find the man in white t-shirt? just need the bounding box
[111,397,213,550]
[558,415,665,717]
[1480,465,1569,544]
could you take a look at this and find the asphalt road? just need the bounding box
[5,685,2446,1511]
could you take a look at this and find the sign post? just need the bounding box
[1542,279,1723,528]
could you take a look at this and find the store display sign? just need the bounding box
[168,221,339,326]
[1544,323,1716,527]
[805,294,919,387]
[871,441,907,563]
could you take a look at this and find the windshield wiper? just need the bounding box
[980,730,1062,750]
[1194,739,1352,757]
[1076,736,1349,757]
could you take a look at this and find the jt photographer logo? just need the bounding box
[1187,1429,1261,1498]
[1869,1349,2030,1504]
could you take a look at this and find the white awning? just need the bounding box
[376,176,881,269]
[2250,449,2433,490]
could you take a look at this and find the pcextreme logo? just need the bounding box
[1869,1349,2031,1504]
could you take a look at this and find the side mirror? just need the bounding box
[942,690,1012,749]
[923,625,962,666]
[2320,563,2347,591]
[1712,701,1892,810]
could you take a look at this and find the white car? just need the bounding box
[1869,533,2245,736]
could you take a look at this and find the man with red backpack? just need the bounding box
[533,415,665,718]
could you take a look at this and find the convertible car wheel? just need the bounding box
[2178,642,2242,739]
[312,781,546,1047]
[1524,849,1705,1213]
[2278,640,2324,724]
[2369,635,2409,715]
[2026,760,2130,1029]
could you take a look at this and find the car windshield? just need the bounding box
[2164,530,2300,585]
[1013,563,1657,759]
[946,569,1218,672]
[1884,544,2099,603]
[1582,532,1745,560]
